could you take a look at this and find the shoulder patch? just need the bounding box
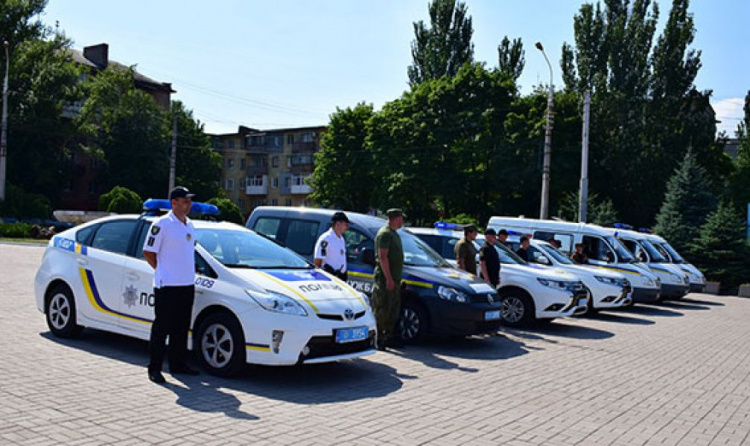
[321,241,328,248]
[151,226,161,236]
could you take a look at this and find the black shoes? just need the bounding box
[148,369,166,384]
[170,365,200,376]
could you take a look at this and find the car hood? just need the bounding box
[231,268,368,314]
[403,266,497,294]
[562,264,625,279]
[520,263,580,281]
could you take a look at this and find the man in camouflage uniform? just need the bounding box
[372,208,405,351]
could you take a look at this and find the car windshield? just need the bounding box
[494,241,527,265]
[605,235,636,262]
[195,227,311,269]
[658,241,685,263]
[539,243,574,265]
[640,239,668,262]
[399,229,451,267]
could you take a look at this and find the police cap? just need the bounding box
[169,186,195,200]
[331,212,350,223]
[386,208,406,219]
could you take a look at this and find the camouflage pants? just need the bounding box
[371,280,402,342]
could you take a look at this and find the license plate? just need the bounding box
[485,310,501,321]
[335,326,369,344]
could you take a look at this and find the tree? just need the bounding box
[729,91,750,211]
[653,149,717,251]
[98,186,142,214]
[556,191,620,227]
[497,37,524,82]
[206,197,243,225]
[76,67,170,200]
[309,103,376,212]
[407,0,473,86]
[687,201,750,292]
[172,101,223,200]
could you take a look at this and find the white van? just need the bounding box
[487,217,661,303]
[604,226,690,299]
[409,224,589,327]
[644,233,705,293]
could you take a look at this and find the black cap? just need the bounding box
[485,228,497,236]
[463,225,477,235]
[331,211,350,223]
[497,229,508,236]
[387,208,405,219]
[169,186,195,200]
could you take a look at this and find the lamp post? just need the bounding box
[0,41,9,201]
[535,42,554,220]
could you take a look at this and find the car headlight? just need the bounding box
[594,275,624,287]
[645,278,656,287]
[669,274,682,284]
[360,292,371,309]
[437,286,469,303]
[537,278,580,292]
[246,289,308,316]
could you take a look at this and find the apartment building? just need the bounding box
[210,125,325,218]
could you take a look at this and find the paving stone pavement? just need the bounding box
[1,243,749,445]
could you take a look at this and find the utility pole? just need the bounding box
[0,41,9,201]
[579,91,591,223]
[168,110,177,192]
[536,42,554,220]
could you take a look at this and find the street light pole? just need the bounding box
[536,42,554,220]
[0,41,9,201]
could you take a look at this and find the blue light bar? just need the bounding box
[143,199,220,216]
[507,229,526,236]
[613,223,633,230]
[638,227,653,234]
[434,221,463,230]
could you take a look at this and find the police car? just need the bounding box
[645,232,705,292]
[409,223,589,327]
[34,200,376,376]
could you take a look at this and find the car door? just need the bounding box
[118,221,159,335]
[81,218,139,328]
[343,227,376,295]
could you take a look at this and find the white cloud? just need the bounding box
[712,97,745,137]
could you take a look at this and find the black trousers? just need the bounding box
[148,285,195,372]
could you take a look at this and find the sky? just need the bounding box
[42,0,749,136]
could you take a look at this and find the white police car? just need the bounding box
[34,200,376,376]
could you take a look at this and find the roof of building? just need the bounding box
[67,47,175,93]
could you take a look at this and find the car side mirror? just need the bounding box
[361,248,376,266]
[536,256,551,266]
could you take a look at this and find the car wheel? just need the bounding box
[46,284,83,338]
[499,291,535,327]
[398,300,429,342]
[196,312,246,377]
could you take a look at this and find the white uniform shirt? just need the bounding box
[314,228,347,273]
[142,211,196,288]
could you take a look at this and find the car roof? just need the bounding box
[487,216,612,236]
[71,213,245,232]
[251,206,386,228]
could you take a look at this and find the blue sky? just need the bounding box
[43,0,748,136]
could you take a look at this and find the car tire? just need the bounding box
[46,284,83,338]
[398,300,429,343]
[195,312,246,377]
[499,290,535,327]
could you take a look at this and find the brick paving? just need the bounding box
[1,243,749,445]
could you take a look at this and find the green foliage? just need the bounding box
[309,103,376,212]
[497,37,524,82]
[172,101,223,200]
[408,0,474,86]
[0,184,51,218]
[98,186,142,214]
[556,191,619,227]
[206,198,244,225]
[0,222,33,238]
[77,67,169,200]
[653,149,717,252]
[687,201,750,292]
[729,91,750,210]
[442,214,481,230]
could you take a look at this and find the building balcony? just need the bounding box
[291,141,317,153]
[246,165,268,175]
[290,184,312,194]
[245,175,268,195]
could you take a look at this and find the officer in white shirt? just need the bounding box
[314,212,350,281]
[142,186,199,384]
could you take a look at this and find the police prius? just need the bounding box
[34,200,376,376]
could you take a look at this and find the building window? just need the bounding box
[272,156,279,167]
[286,134,295,145]
[228,139,235,149]
[286,156,292,167]
[284,177,291,187]
[239,178,246,188]
[291,155,314,165]
[238,199,245,210]
[301,132,315,143]
[249,135,264,146]
[272,177,279,189]
[285,198,292,206]
[251,156,267,167]
[227,159,235,169]
[248,175,265,186]
[240,159,246,170]
[226,179,234,190]
[271,198,278,206]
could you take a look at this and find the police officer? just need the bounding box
[455,225,478,274]
[496,229,511,248]
[372,208,405,351]
[571,242,589,264]
[143,186,200,384]
[314,212,350,281]
[479,229,501,288]
[516,236,531,261]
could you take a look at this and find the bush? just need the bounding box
[0,222,34,238]
[205,198,244,225]
[0,184,52,219]
[99,186,143,214]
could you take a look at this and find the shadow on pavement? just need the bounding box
[522,320,615,340]
[622,304,684,317]
[586,311,655,325]
[680,297,724,306]
[40,329,405,406]
[653,300,710,311]
[388,333,529,371]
